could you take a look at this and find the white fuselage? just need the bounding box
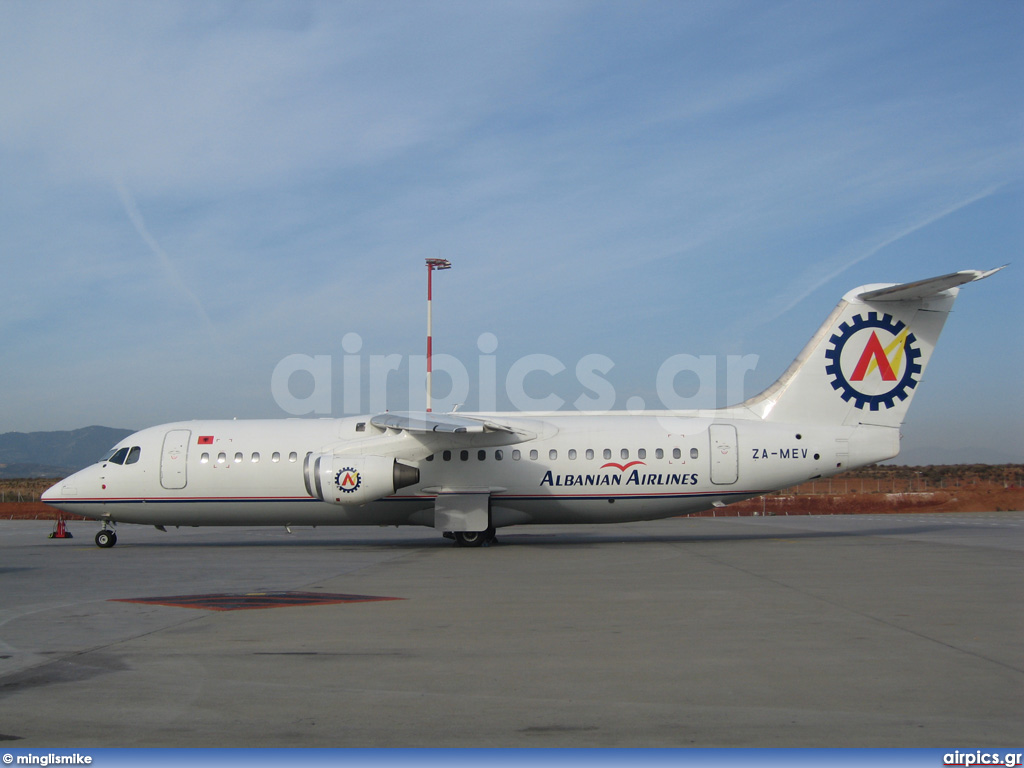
[42,412,895,529]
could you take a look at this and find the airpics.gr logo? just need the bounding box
[825,311,923,411]
[334,468,362,493]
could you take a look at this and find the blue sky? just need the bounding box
[1,1,1021,464]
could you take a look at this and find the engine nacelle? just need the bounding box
[304,453,420,506]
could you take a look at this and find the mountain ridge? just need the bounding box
[0,426,135,478]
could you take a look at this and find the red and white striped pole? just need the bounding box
[425,258,451,412]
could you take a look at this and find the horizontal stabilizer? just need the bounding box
[858,266,1005,302]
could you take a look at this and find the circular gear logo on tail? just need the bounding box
[334,468,361,493]
[825,312,922,410]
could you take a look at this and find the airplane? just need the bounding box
[42,267,1002,548]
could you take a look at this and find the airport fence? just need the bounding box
[791,477,936,495]
[1,490,43,503]
[785,474,1021,496]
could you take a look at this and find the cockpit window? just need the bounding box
[108,447,130,465]
[101,448,118,462]
[125,446,141,465]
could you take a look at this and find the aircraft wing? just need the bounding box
[365,412,538,456]
[370,411,521,435]
[320,412,535,466]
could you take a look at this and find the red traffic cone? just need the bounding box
[49,517,73,539]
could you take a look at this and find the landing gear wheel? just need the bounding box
[95,530,117,548]
[453,528,496,547]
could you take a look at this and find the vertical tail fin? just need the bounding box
[743,268,1002,427]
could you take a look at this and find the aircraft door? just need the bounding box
[160,429,191,490]
[709,424,738,485]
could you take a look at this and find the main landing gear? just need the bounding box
[95,527,117,548]
[452,527,497,548]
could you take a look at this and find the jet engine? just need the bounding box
[304,453,420,505]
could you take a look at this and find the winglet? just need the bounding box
[858,265,1006,302]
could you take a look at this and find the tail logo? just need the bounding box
[825,312,922,410]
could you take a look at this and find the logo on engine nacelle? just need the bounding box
[334,467,362,493]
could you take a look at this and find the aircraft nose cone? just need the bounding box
[41,480,76,503]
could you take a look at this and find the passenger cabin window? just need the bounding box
[512,450,521,460]
[234,452,243,463]
[201,453,210,464]
[495,450,503,460]
[568,449,577,460]
[637,448,646,460]
[251,453,260,463]
[529,450,538,460]
[690,448,699,459]
[603,449,611,460]
[620,449,629,460]
[586,449,594,460]
[655,448,664,459]
[218,453,227,464]
[672,448,681,459]
[272,452,281,463]
[426,454,434,462]
[460,450,469,461]
[289,452,297,462]
[549,449,557,460]
[443,450,452,461]
[478,450,486,461]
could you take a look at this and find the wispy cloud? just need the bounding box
[115,180,218,342]
[760,184,1008,325]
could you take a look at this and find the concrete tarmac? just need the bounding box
[0,512,1021,747]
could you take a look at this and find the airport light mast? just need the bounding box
[425,258,452,412]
